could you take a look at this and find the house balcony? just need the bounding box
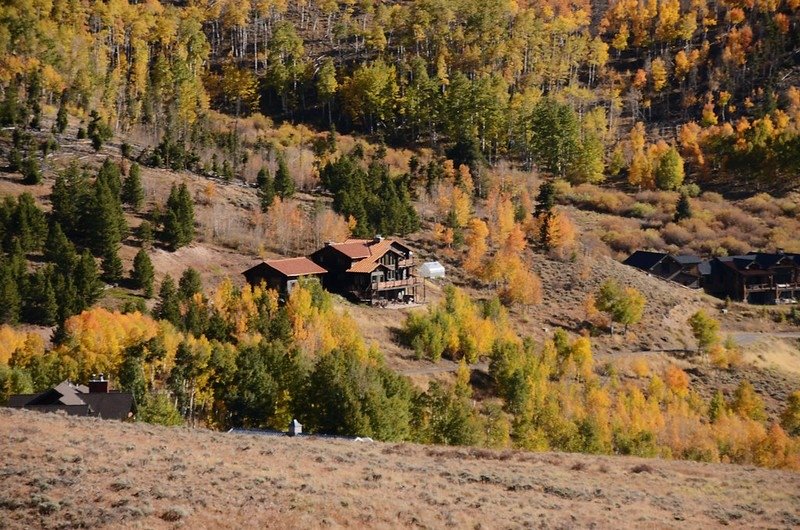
[746,282,800,292]
[373,277,417,291]
[397,258,414,268]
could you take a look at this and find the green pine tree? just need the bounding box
[274,152,295,199]
[132,249,155,297]
[91,181,124,282]
[0,263,21,324]
[87,110,111,152]
[162,208,181,250]
[121,163,144,210]
[119,346,147,404]
[97,158,122,197]
[21,156,42,185]
[24,268,58,325]
[137,220,154,248]
[162,183,195,249]
[156,275,181,326]
[674,192,692,222]
[178,267,202,301]
[74,249,102,311]
[44,222,77,273]
[257,167,275,211]
[101,244,123,284]
[137,393,183,426]
[55,91,68,134]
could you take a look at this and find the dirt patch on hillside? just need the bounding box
[2,408,799,529]
[148,244,256,289]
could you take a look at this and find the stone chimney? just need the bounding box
[88,374,109,394]
[373,234,384,244]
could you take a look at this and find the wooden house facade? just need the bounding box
[309,237,418,303]
[705,252,800,304]
[623,250,708,289]
[242,257,327,298]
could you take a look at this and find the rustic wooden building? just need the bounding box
[6,377,135,420]
[309,236,418,303]
[705,252,800,304]
[242,257,327,297]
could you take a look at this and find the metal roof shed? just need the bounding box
[419,261,445,279]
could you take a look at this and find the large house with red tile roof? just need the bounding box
[309,236,418,303]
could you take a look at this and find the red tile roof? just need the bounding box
[266,257,327,277]
[345,239,394,273]
[329,242,372,259]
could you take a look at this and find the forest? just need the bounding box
[1,0,800,470]
[1,0,799,190]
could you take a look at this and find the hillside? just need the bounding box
[2,408,800,529]
[2,0,800,483]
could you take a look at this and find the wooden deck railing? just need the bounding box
[374,278,417,291]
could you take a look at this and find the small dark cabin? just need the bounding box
[623,250,707,289]
[242,257,327,297]
[6,376,135,420]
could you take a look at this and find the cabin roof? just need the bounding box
[7,380,135,420]
[265,257,327,277]
[346,240,394,273]
[623,250,669,270]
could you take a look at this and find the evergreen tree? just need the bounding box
[27,69,42,129]
[178,267,202,301]
[535,180,556,217]
[74,250,102,311]
[9,193,47,252]
[274,152,295,199]
[21,156,41,184]
[119,345,147,404]
[137,393,183,426]
[0,263,21,324]
[299,347,412,440]
[101,245,123,284]
[121,163,144,210]
[227,341,303,429]
[709,390,727,423]
[91,181,124,282]
[137,220,154,248]
[44,222,76,272]
[257,167,275,212]
[674,192,692,222]
[781,391,800,437]
[530,98,581,179]
[24,267,58,325]
[162,183,195,249]
[51,163,90,239]
[87,110,111,152]
[55,91,68,134]
[446,134,485,184]
[132,249,154,297]
[162,209,183,250]
[97,158,122,197]
[156,275,181,326]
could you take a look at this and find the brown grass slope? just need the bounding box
[2,408,800,530]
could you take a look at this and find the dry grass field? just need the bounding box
[2,408,800,529]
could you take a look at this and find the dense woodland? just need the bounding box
[0,0,800,469]
[1,0,799,189]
